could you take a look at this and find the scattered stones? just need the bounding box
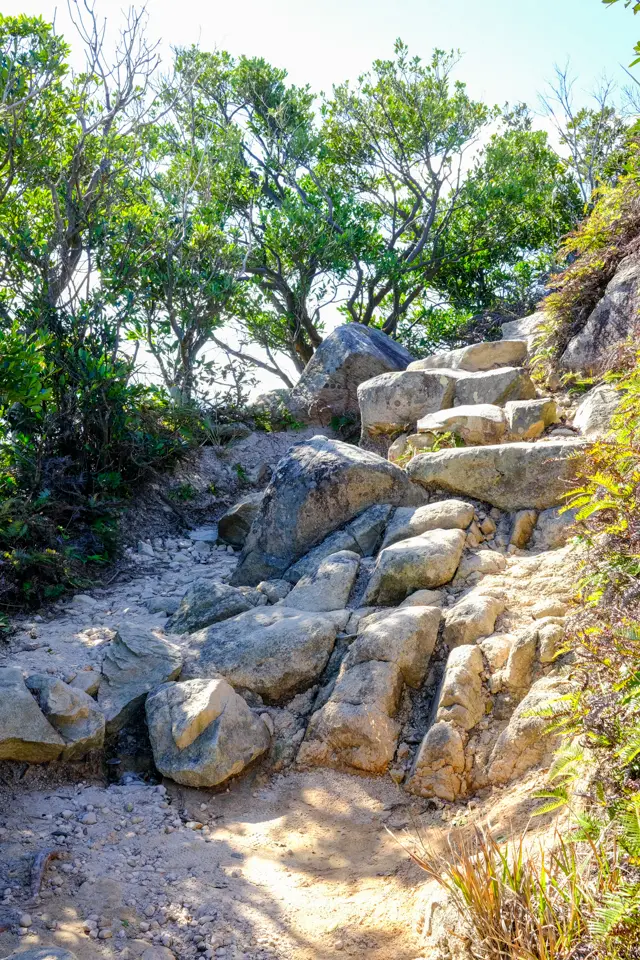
[256,579,292,603]
[146,678,271,787]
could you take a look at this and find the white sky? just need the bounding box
[3,0,637,396]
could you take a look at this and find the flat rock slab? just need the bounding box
[363,528,466,605]
[183,606,348,703]
[417,404,507,445]
[97,627,183,733]
[407,440,589,511]
[408,339,527,372]
[381,500,474,550]
[231,436,424,586]
[453,367,536,407]
[146,678,270,787]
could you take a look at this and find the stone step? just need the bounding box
[407,338,527,373]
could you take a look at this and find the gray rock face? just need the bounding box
[407,440,588,511]
[231,436,424,586]
[167,580,256,634]
[97,627,183,733]
[298,660,403,773]
[561,255,640,372]
[0,667,64,762]
[217,492,264,547]
[287,323,413,425]
[183,607,348,703]
[532,506,579,550]
[363,529,466,605]
[453,367,537,407]
[146,678,271,787]
[381,500,474,550]
[280,550,360,612]
[358,369,459,449]
[505,398,558,440]
[417,404,507,445]
[408,339,527,372]
[25,675,105,760]
[344,605,441,687]
[573,385,620,437]
[283,504,393,583]
[256,579,292,603]
[501,312,545,344]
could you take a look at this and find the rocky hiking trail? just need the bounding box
[0,315,618,960]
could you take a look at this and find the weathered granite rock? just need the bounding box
[287,323,413,425]
[0,667,64,762]
[505,398,558,440]
[256,579,292,603]
[502,627,538,692]
[146,678,271,787]
[25,675,105,760]
[217,492,264,547]
[298,660,403,773]
[455,550,507,581]
[405,721,465,802]
[436,645,485,731]
[231,437,424,585]
[561,255,640,372]
[532,506,579,550]
[167,580,259,634]
[358,369,460,449]
[345,605,441,687]
[98,628,183,733]
[363,529,466,605]
[381,499,474,550]
[573,385,620,437]
[183,607,348,703]
[417,404,507,445]
[407,440,588,511]
[510,509,538,548]
[501,312,545,344]
[453,367,537,407]
[408,339,527,372]
[280,550,360,612]
[488,676,570,784]
[443,594,505,648]
[283,504,393,583]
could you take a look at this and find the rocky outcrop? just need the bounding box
[25,675,105,760]
[231,436,424,586]
[358,369,459,450]
[217,492,264,547]
[0,667,65,762]
[97,627,183,733]
[166,580,264,634]
[280,550,360,612]
[287,323,413,425]
[183,607,348,702]
[408,339,527,372]
[561,255,640,372]
[363,529,466,605]
[145,678,271,787]
[407,440,588,511]
[573,385,620,437]
[380,499,474,550]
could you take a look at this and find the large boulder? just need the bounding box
[97,627,183,733]
[358,369,459,450]
[380,500,474,550]
[145,678,271,787]
[217,492,264,547]
[453,367,537,407]
[573,385,620,438]
[561,255,640,372]
[0,667,64,762]
[363,529,466,605]
[166,580,260,634]
[283,504,393,583]
[231,436,424,586]
[25,675,105,760]
[344,605,441,688]
[280,550,360,612]
[182,606,348,703]
[417,404,507,446]
[298,660,403,773]
[287,323,413,425]
[408,339,527,372]
[407,440,588,511]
